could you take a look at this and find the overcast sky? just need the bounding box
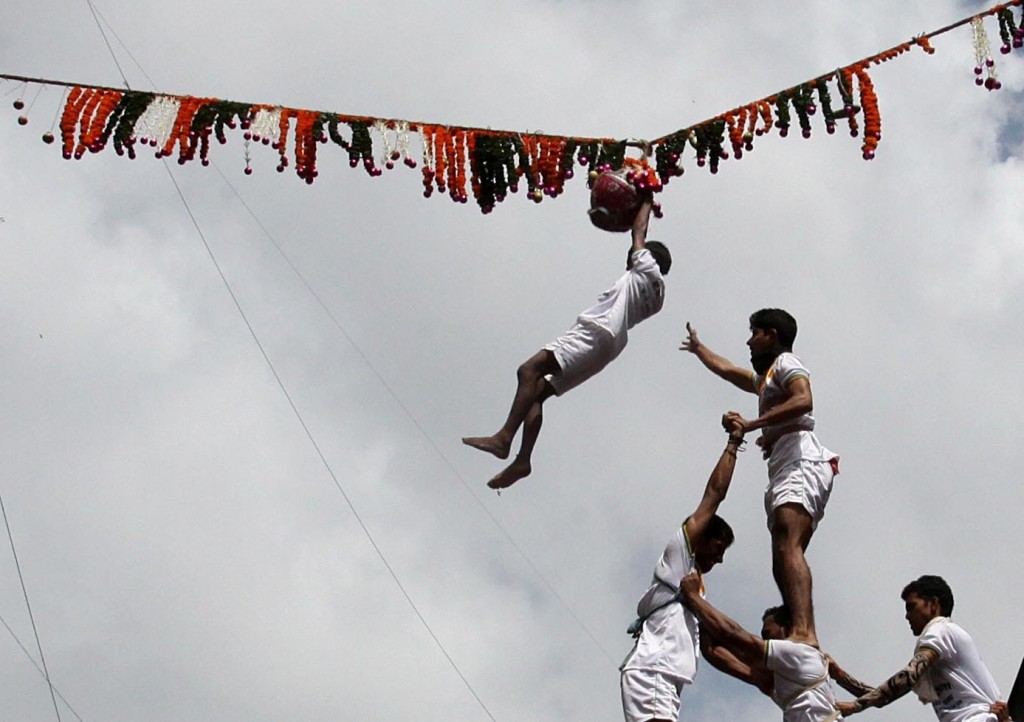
[1,1,1022,721]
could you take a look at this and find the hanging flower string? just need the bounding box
[972,16,1002,89]
[9,0,1024,213]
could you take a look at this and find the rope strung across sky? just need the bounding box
[2,0,1023,214]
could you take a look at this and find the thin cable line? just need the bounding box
[160,161,497,720]
[89,3,158,90]
[0,490,63,722]
[0,613,85,722]
[83,0,617,668]
[48,87,69,134]
[82,0,131,90]
[76,5,497,714]
[211,163,619,666]
[26,83,45,113]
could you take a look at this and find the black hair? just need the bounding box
[762,604,793,629]
[749,308,797,350]
[646,241,672,276]
[901,575,954,616]
[705,514,734,547]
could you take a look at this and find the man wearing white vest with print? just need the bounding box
[830,575,1010,722]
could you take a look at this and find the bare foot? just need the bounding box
[487,459,531,489]
[462,435,510,460]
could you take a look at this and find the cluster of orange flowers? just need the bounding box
[722,101,777,158]
[290,110,321,182]
[420,125,471,202]
[160,96,212,162]
[18,0,1020,212]
[60,87,123,159]
[524,134,572,200]
[851,66,881,159]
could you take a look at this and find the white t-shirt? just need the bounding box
[621,523,699,683]
[576,248,664,355]
[767,639,838,722]
[914,618,1002,722]
[754,353,836,476]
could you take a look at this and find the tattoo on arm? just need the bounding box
[856,650,936,710]
[831,665,874,697]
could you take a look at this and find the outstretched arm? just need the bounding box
[630,197,653,253]
[826,653,875,697]
[680,323,757,393]
[680,573,766,669]
[837,648,939,716]
[684,422,745,540]
[701,631,774,696]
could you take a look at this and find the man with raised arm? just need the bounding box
[463,198,670,490]
[829,575,1010,722]
[681,309,838,649]
[619,418,743,722]
[678,571,842,722]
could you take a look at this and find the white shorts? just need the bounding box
[544,322,619,396]
[764,457,837,531]
[620,668,684,722]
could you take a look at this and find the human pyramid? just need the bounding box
[462,194,1013,722]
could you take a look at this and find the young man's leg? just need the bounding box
[487,378,554,489]
[463,349,560,459]
[620,668,682,722]
[771,502,818,646]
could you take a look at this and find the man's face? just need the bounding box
[904,592,940,635]
[695,537,729,573]
[747,326,776,360]
[760,613,785,641]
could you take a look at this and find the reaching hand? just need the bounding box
[680,322,701,353]
[836,701,860,717]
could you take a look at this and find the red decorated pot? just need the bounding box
[588,169,640,232]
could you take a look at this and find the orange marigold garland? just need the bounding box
[82,89,123,154]
[743,103,759,150]
[432,125,448,194]
[915,35,936,54]
[160,96,214,163]
[59,86,88,158]
[419,124,437,198]
[853,65,881,159]
[292,109,319,182]
[451,129,468,203]
[73,88,103,158]
[19,0,1024,212]
[537,136,568,198]
[756,100,774,137]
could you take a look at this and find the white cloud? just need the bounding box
[1,1,1022,720]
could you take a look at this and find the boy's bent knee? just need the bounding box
[519,349,558,378]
